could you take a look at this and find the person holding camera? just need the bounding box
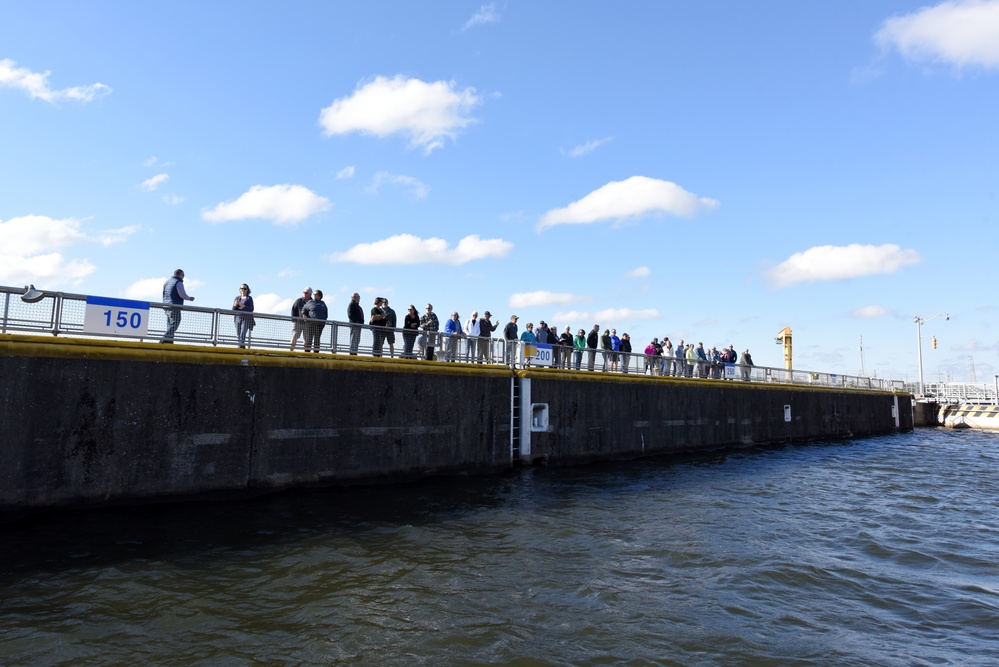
[232,283,254,348]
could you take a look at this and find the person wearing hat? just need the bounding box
[503,315,519,364]
[290,286,313,351]
[232,283,255,349]
[477,310,497,363]
[159,268,195,344]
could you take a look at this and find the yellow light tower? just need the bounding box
[775,326,792,370]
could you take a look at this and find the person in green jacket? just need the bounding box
[573,329,587,370]
[685,344,697,377]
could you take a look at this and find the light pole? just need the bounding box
[914,312,947,395]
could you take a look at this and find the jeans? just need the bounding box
[236,317,251,347]
[403,332,417,358]
[160,307,182,343]
[305,322,325,352]
[349,325,361,354]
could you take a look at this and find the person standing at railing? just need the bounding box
[478,311,497,363]
[609,329,621,372]
[559,326,574,369]
[620,333,632,373]
[520,322,536,367]
[465,312,481,363]
[383,298,397,358]
[420,304,439,361]
[573,329,586,370]
[232,283,255,349]
[661,338,673,376]
[503,315,519,364]
[600,329,612,371]
[347,292,363,355]
[696,343,708,378]
[159,269,195,344]
[369,297,387,357]
[644,339,658,375]
[402,305,420,359]
[290,287,313,351]
[685,343,697,377]
[586,325,599,371]
[739,348,754,381]
[443,312,463,362]
[302,290,327,353]
[546,323,562,368]
[674,340,686,377]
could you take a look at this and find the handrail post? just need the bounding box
[1,292,9,334]
[52,293,64,336]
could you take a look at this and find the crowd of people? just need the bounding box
[158,269,755,378]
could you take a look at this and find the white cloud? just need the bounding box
[139,173,169,191]
[336,165,356,179]
[875,0,999,70]
[461,3,500,32]
[595,307,660,322]
[331,233,512,265]
[249,293,294,315]
[162,195,186,205]
[0,215,98,284]
[563,136,613,158]
[950,338,987,351]
[509,291,582,309]
[365,172,429,199]
[550,310,592,324]
[766,243,922,288]
[94,225,139,246]
[318,75,481,154]
[627,266,651,278]
[851,305,894,318]
[0,58,111,102]
[125,276,205,300]
[142,156,159,167]
[202,184,331,225]
[539,176,718,231]
[124,277,167,300]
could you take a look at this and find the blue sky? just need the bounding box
[2,1,997,382]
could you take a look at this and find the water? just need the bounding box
[2,428,997,666]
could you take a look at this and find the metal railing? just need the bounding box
[907,382,999,405]
[1,284,905,392]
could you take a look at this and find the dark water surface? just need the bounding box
[2,429,997,666]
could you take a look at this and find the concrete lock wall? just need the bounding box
[520,370,912,465]
[0,335,911,515]
[0,336,512,513]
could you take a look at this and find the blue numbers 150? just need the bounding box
[104,310,142,329]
